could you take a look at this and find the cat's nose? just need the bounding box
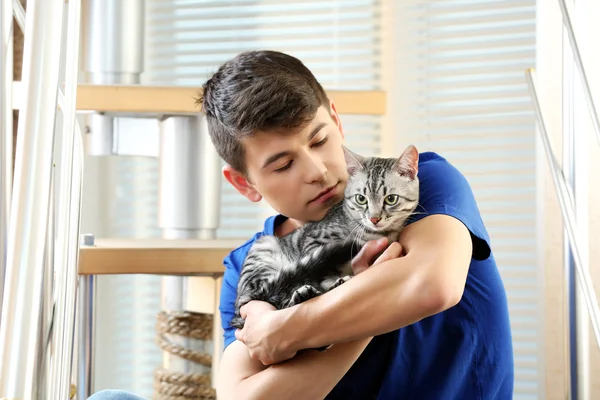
[370,217,381,225]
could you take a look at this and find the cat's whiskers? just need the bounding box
[407,210,428,216]
[416,203,429,213]
[393,210,421,220]
[350,224,368,261]
[343,222,363,248]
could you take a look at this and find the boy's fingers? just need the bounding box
[351,237,389,275]
[373,241,403,266]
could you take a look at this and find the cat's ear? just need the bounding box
[394,145,419,179]
[343,146,365,175]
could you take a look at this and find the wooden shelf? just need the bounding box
[12,82,387,115]
[78,238,245,276]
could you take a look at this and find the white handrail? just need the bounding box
[49,0,83,397]
[556,2,599,396]
[11,0,23,32]
[558,0,600,147]
[0,0,14,333]
[525,68,600,350]
[0,0,65,397]
[34,162,55,397]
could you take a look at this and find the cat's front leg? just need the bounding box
[329,275,352,290]
[230,315,245,330]
[286,284,321,308]
[287,284,336,353]
[320,275,352,292]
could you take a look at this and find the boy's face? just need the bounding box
[223,104,349,223]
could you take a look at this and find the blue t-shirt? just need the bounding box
[219,152,514,399]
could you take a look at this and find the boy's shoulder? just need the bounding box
[415,150,471,196]
[416,150,476,198]
[223,214,282,273]
[415,150,476,205]
[411,150,491,257]
[417,151,458,177]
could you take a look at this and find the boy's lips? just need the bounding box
[309,183,339,204]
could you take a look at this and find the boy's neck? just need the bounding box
[273,200,346,237]
[275,217,304,237]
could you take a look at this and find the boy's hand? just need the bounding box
[235,300,296,366]
[351,238,403,275]
[235,238,403,366]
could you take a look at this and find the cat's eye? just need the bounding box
[354,194,368,205]
[384,194,399,206]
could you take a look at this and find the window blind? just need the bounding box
[388,1,542,398]
[94,0,383,396]
[93,156,163,396]
[145,0,383,239]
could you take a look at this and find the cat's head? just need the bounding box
[342,145,420,234]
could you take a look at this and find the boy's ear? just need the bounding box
[222,165,262,203]
[329,100,344,139]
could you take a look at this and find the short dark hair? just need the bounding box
[198,50,330,175]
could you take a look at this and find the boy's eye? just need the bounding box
[312,136,328,147]
[355,194,368,205]
[274,161,292,172]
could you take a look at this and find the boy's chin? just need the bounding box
[299,205,333,223]
[275,208,327,225]
[276,198,340,224]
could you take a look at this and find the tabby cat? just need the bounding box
[230,145,420,329]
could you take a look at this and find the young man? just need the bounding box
[89,49,514,400]
[202,50,514,399]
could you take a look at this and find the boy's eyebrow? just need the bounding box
[261,122,328,169]
[307,122,327,141]
[262,151,290,169]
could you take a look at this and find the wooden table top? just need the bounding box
[12,82,387,116]
[78,238,246,276]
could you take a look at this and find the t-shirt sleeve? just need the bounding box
[408,156,491,261]
[219,253,242,350]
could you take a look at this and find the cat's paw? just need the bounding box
[230,316,245,330]
[330,275,351,290]
[287,285,321,307]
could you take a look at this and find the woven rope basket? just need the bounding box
[154,311,216,400]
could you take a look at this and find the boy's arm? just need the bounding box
[216,337,372,400]
[217,239,400,400]
[238,213,474,364]
[290,213,473,349]
[238,160,487,365]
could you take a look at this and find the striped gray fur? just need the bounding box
[230,145,420,330]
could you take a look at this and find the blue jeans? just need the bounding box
[88,390,147,400]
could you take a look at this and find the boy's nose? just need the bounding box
[370,217,381,225]
[306,157,327,183]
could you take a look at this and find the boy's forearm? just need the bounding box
[287,252,457,351]
[236,337,372,400]
[284,216,472,351]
